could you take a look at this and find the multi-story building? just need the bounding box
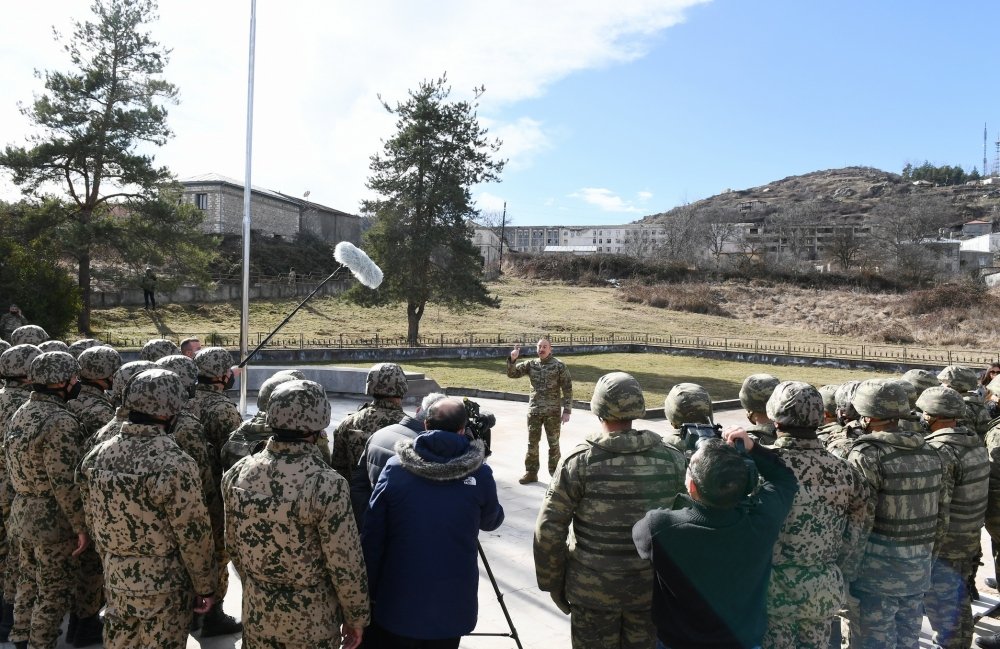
[180,173,361,245]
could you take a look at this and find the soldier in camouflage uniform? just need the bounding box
[221,369,311,470]
[939,365,991,437]
[0,345,40,642]
[914,386,989,649]
[77,368,219,649]
[0,306,28,343]
[901,368,941,397]
[739,373,780,446]
[824,380,864,459]
[139,338,180,363]
[815,384,840,445]
[223,379,369,649]
[846,379,946,649]
[761,382,870,649]
[331,363,407,482]
[507,339,573,484]
[534,372,686,649]
[980,373,1000,644]
[5,351,90,649]
[662,382,714,457]
[86,360,157,450]
[67,345,121,437]
[67,339,101,359]
[10,325,47,346]
[191,346,243,636]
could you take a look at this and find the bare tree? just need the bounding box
[869,195,958,281]
[476,208,511,275]
[825,225,867,271]
[654,206,705,263]
[621,228,656,258]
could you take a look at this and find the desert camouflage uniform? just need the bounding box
[191,382,241,599]
[922,424,988,649]
[986,416,1000,587]
[86,408,127,451]
[535,427,686,648]
[224,405,369,649]
[172,410,225,561]
[763,436,870,649]
[331,399,404,481]
[78,422,218,649]
[5,391,88,649]
[846,428,945,649]
[507,355,573,474]
[0,381,31,612]
[225,412,331,471]
[66,383,115,439]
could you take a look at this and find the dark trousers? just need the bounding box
[143,290,155,309]
[365,621,460,649]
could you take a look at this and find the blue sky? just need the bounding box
[1,1,998,227]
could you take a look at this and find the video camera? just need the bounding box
[678,422,723,453]
[463,397,497,457]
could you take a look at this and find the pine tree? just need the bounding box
[357,76,505,345]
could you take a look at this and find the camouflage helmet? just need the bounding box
[664,383,713,427]
[111,360,157,406]
[834,380,862,413]
[68,338,102,359]
[590,372,645,421]
[124,368,187,419]
[0,344,41,379]
[266,380,331,433]
[155,354,199,390]
[0,340,9,355]
[29,351,79,385]
[936,365,978,393]
[852,379,910,419]
[901,369,940,397]
[739,373,780,413]
[766,381,823,429]
[11,325,48,346]
[818,384,839,416]
[194,347,233,379]
[889,378,917,408]
[140,338,180,362]
[365,363,408,397]
[38,340,70,354]
[258,370,307,411]
[78,346,122,381]
[915,386,966,419]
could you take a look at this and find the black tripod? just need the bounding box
[468,541,524,649]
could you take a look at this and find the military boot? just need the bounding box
[199,601,242,637]
[13,641,27,649]
[65,612,79,644]
[72,614,103,647]
[518,472,537,484]
[978,634,1000,649]
[0,600,14,641]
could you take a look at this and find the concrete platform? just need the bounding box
[22,396,1000,648]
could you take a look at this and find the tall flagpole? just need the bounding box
[239,0,257,416]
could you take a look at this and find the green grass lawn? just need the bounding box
[331,352,894,405]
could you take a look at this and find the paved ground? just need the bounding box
[17,395,1000,648]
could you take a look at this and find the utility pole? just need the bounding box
[498,201,507,275]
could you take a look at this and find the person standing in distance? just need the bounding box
[507,338,573,484]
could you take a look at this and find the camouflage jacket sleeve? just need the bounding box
[838,464,873,582]
[221,461,244,577]
[151,456,218,595]
[932,447,954,555]
[311,473,370,628]
[330,416,355,479]
[506,357,531,379]
[986,429,1000,537]
[44,415,88,535]
[533,448,585,594]
[558,361,573,411]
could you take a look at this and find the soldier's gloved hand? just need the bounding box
[561,411,570,425]
[550,590,571,615]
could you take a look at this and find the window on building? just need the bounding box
[195,193,208,210]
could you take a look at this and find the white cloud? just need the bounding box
[474,191,508,213]
[570,187,647,213]
[637,190,654,201]
[0,0,709,213]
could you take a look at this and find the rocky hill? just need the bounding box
[641,166,1000,227]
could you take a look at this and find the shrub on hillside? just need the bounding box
[619,283,731,317]
[902,282,999,315]
[504,253,693,284]
[871,323,915,345]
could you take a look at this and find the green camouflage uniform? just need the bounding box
[535,427,686,649]
[922,425,988,649]
[5,391,88,649]
[507,355,573,474]
[815,420,840,446]
[824,421,863,460]
[746,422,777,446]
[78,420,218,649]
[0,314,28,343]
[763,437,870,649]
[225,411,331,471]
[66,383,115,440]
[331,399,405,481]
[223,380,369,648]
[962,393,991,436]
[846,429,945,649]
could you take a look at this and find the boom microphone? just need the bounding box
[334,241,383,289]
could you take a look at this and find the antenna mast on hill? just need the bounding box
[995,132,1000,178]
[985,123,989,176]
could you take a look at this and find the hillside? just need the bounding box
[641,166,1000,227]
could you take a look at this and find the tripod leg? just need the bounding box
[477,541,524,649]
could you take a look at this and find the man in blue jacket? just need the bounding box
[362,397,504,648]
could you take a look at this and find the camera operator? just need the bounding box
[632,427,798,649]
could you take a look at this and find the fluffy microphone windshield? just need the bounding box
[334,242,384,289]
